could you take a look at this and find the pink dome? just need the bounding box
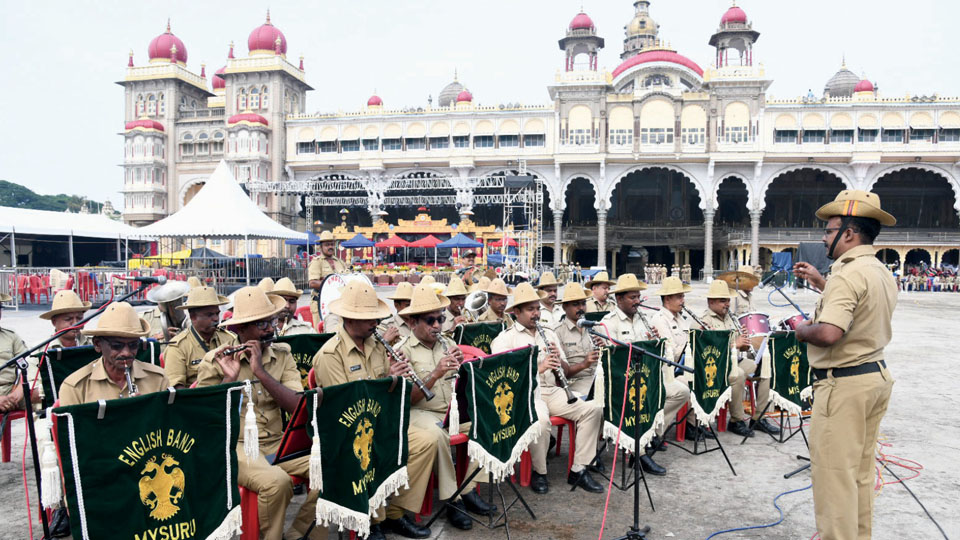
[148,23,187,64]
[456,90,473,103]
[248,12,287,55]
[125,118,165,132]
[612,50,704,79]
[855,79,874,93]
[227,112,269,126]
[212,66,226,90]
[569,12,595,30]
[367,95,383,106]
[720,6,748,24]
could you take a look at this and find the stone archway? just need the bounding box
[182,182,204,206]
[905,248,932,267]
[761,168,847,228]
[870,167,959,229]
[876,248,901,271]
[562,177,598,225]
[942,248,959,267]
[716,175,750,227]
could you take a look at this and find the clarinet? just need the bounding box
[374,330,435,401]
[535,323,578,404]
[727,313,758,358]
[124,365,139,397]
[682,306,707,330]
[438,335,460,381]
[635,309,657,340]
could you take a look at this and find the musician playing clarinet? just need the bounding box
[491,283,604,495]
[554,284,601,396]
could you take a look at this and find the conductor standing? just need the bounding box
[793,190,897,540]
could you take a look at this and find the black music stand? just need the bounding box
[661,406,737,476]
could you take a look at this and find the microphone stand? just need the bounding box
[0,280,156,539]
[587,329,694,540]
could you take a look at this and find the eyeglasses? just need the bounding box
[423,315,446,326]
[101,339,141,353]
[252,318,279,330]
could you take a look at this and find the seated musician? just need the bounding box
[163,286,233,389]
[381,282,414,345]
[311,281,437,540]
[601,274,688,476]
[396,284,496,530]
[535,272,563,329]
[58,302,168,406]
[440,276,469,333]
[43,290,92,349]
[490,283,604,495]
[477,278,514,329]
[585,271,617,313]
[197,286,321,540]
[554,285,601,396]
[142,281,190,342]
[0,293,33,412]
[271,277,314,337]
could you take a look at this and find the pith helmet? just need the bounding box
[816,189,896,226]
[40,290,91,320]
[221,286,285,326]
[82,302,150,338]
[399,284,451,316]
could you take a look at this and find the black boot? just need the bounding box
[383,515,431,539]
[530,471,549,494]
[462,489,497,516]
[728,420,754,438]
[367,523,386,540]
[639,454,666,476]
[446,501,473,530]
[752,418,781,435]
[567,469,604,493]
[50,507,71,538]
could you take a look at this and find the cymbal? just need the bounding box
[716,270,759,291]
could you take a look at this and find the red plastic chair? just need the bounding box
[30,275,48,303]
[551,416,576,475]
[17,275,29,303]
[307,368,316,389]
[295,305,313,325]
[1,410,26,462]
[239,478,309,540]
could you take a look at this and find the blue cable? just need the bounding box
[767,287,793,308]
[704,483,812,539]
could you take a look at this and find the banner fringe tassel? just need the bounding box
[467,421,541,483]
[603,409,664,454]
[205,505,243,540]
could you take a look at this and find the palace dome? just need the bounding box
[125,118,165,132]
[228,112,269,126]
[147,22,187,64]
[438,78,465,107]
[367,95,383,106]
[613,49,704,78]
[456,90,473,103]
[248,12,287,55]
[570,12,595,31]
[212,66,226,90]
[720,6,748,24]
[824,64,859,97]
[855,79,874,93]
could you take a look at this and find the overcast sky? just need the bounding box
[1,0,954,207]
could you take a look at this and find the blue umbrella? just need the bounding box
[437,233,482,249]
[340,233,376,248]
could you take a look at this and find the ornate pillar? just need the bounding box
[597,207,608,270]
[750,209,762,268]
[553,212,563,268]
[703,207,716,278]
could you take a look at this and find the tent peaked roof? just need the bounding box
[137,160,306,240]
[340,233,375,248]
[437,233,482,249]
[409,234,442,248]
[376,235,410,248]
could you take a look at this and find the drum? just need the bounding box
[781,314,808,331]
[737,312,771,336]
[318,273,374,320]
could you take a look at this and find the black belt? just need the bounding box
[812,360,886,381]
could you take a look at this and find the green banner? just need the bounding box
[306,379,411,539]
[601,340,666,452]
[688,329,733,425]
[452,322,504,355]
[52,383,245,540]
[767,332,812,416]
[38,340,162,409]
[460,346,541,481]
[584,311,609,323]
[275,333,335,390]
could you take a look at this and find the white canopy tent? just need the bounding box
[137,160,306,284]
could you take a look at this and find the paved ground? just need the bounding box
[1,283,957,539]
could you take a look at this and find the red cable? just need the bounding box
[597,322,631,540]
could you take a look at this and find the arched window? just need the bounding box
[197,132,209,154]
[249,87,260,110]
[136,95,145,116]
[237,88,247,110]
[261,86,269,109]
[191,99,197,109]
[212,131,224,153]
[158,93,165,115]
[147,94,157,116]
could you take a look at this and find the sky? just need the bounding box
[0,0,955,208]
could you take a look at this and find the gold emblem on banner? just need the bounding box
[790,355,800,384]
[138,454,185,521]
[705,357,718,388]
[353,418,375,471]
[493,382,514,425]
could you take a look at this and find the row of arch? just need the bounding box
[236,86,270,111]
[774,111,960,130]
[134,93,201,116]
[295,118,548,143]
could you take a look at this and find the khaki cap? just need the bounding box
[610,273,647,294]
[421,275,436,285]
[399,284,451,316]
[469,276,491,293]
[0,293,11,303]
[186,276,204,288]
[330,281,392,320]
[484,278,512,297]
[82,302,150,338]
[816,189,896,226]
[585,271,616,288]
[176,286,229,311]
[40,290,91,320]
[318,230,336,242]
[257,277,275,293]
[388,282,414,301]
[706,280,735,299]
[536,272,559,289]
[220,286,285,327]
[442,276,469,298]
[271,277,303,298]
[506,282,546,312]
[656,276,693,296]
[559,285,592,304]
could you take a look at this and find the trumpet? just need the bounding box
[535,323,578,404]
[374,330,435,401]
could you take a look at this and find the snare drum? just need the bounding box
[737,312,771,336]
[781,314,808,331]
[318,273,374,320]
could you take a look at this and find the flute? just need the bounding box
[222,335,277,357]
[374,330,435,401]
[535,323,578,404]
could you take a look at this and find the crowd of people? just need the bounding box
[893,265,959,291]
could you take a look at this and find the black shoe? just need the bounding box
[687,424,716,440]
[588,460,607,474]
[646,436,667,456]
[530,472,549,494]
[548,434,557,452]
[383,515,431,539]
[292,482,306,495]
[728,420,754,438]
[752,418,781,435]
[50,507,71,538]
[446,501,473,530]
[462,490,497,516]
[639,455,666,476]
[367,523,386,540]
[567,469,604,493]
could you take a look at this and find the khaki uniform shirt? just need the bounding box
[397,334,453,414]
[599,307,655,343]
[279,318,315,337]
[312,327,391,387]
[59,359,169,406]
[808,245,897,370]
[732,291,755,317]
[478,308,514,330]
[490,323,566,392]
[700,309,741,362]
[0,327,29,398]
[440,307,462,334]
[586,296,617,314]
[196,342,302,448]
[538,302,563,329]
[554,317,596,386]
[308,255,348,281]
[163,327,236,387]
[379,313,413,343]
[650,307,689,366]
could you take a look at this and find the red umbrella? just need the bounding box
[375,235,410,248]
[410,235,443,265]
[489,237,519,248]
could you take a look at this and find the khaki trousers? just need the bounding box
[237,441,326,540]
[409,408,481,501]
[811,367,893,540]
[568,373,594,397]
[382,424,438,517]
[529,387,603,474]
[661,365,691,433]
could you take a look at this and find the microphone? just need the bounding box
[577,318,600,328]
[757,269,783,289]
[122,275,168,285]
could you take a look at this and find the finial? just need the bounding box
[166,18,171,33]
[265,9,271,24]
[299,55,304,70]
[128,49,134,67]
[200,63,206,77]
[732,0,737,6]
[228,41,235,59]
[454,68,458,82]
[841,54,846,69]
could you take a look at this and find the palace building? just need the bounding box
[119,2,960,277]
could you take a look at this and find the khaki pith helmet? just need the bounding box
[257,277,275,293]
[82,302,150,338]
[330,281,392,320]
[176,286,229,311]
[220,286,285,326]
[506,282,546,312]
[399,284,451,316]
[705,280,735,299]
[585,271,616,288]
[271,277,303,298]
[484,278,512,297]
[559,285,592,304]
[536,272,558,289]
[610,273,647,294]
[815,189,896,226]
[388,282,414,301]
[442,276,469,298]
[656,276,693,296]
[40,290,91,320]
